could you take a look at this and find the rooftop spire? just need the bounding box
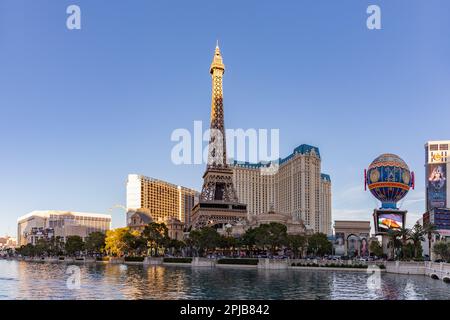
[210,41,225,74]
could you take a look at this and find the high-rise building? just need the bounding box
[17,211,111,246]
[320,174,332,235]
[423,140,450,241]
[425,140,449,211]
[190,44,247,230]
[126,174,199,227]
[231,145,332,235]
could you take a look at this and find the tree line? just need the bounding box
[16,221,449,262]
[15,232,105,257]
[15,222,333,258]
[387,223,450,261]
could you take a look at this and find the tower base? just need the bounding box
[190,201,247,230]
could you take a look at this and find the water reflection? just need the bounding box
[0,260,449,300]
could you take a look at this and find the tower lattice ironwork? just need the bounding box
[191,43,247,229]
[200,43,239,203]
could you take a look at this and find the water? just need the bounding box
[0,259,449,300]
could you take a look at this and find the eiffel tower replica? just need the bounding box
[190,43,247,230]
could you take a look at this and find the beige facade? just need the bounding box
[126,174,199,226]
[127,209,153,233]
[17,211,111,246]
[231,145,332,235]
[128,209,185,240]
[0,236,17,249]
[247,210,313,236]
[320,175,332,235]
[166,217,185,241]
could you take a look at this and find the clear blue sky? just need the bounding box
[1,0,449,236]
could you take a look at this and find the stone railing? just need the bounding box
[290,259,384,267]
[143,257,163,265]
[385,261,450,282]
[425,262,450,281]
[385,261,426,275]
[19,256,92,263]
[109,257,125,264]
[143,257,287,269]
[192,257,216,267]
[257,258,288,270]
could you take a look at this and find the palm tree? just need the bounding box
[423,223,438,259]
[386,229,401,260]
[397,227,410,259]
[408,223,425,259]
[397,227,410,246]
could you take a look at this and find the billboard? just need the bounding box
[360,234,369,257]
[334,232,345,255]
[375,212,405,233]
[431,208,450,231]
[427,164,447,210]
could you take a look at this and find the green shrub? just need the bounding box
[124,256,145,262]
[217,258,258,265]
[163,257,193,263]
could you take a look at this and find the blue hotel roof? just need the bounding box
[231,144,331,182]
[290,144,321,161]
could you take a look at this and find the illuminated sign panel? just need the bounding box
[427,164,447,209]
[426,141,449,211]
[373,210,406,234]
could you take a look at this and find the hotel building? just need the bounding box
[17,210,111,246]
[231,144,332,235]
[422,141,450,247]
[126,174,199,227]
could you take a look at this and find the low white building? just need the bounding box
[17,210,111,246]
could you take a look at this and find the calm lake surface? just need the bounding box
[0,259,449,300]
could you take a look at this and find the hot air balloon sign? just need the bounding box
[365,154,414,234]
